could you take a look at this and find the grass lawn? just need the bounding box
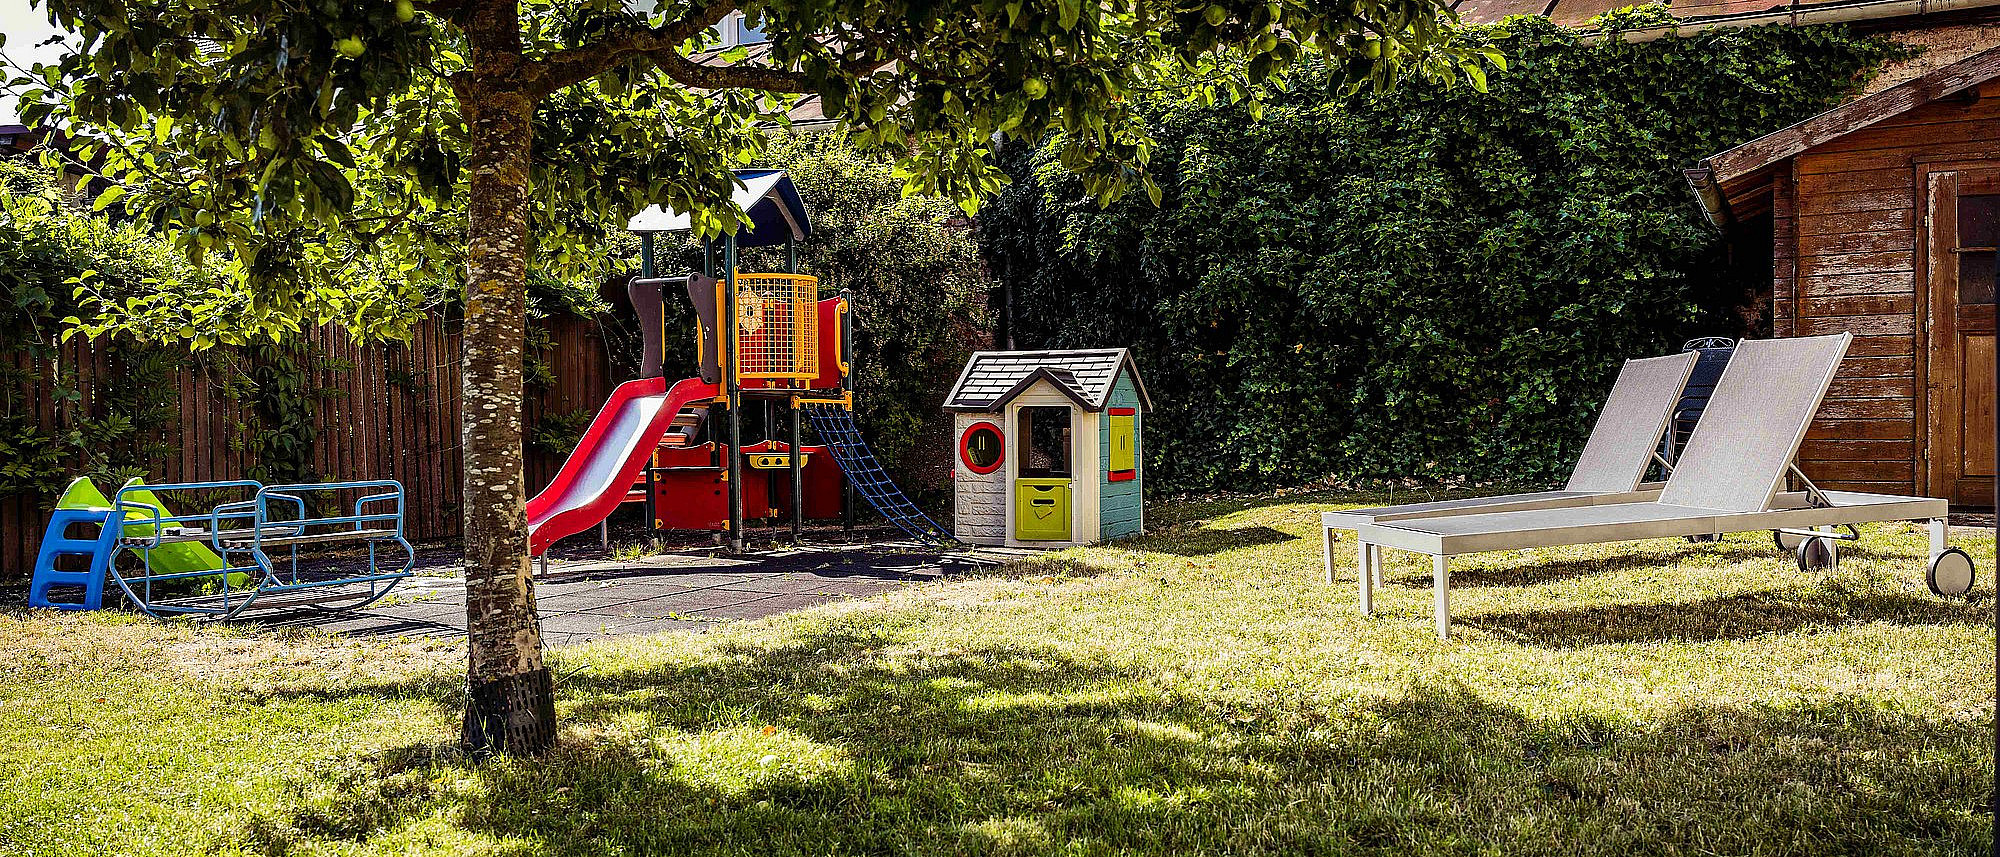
[3,490,1993,856]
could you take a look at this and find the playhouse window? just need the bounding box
[960,423,1003,474]
[1108,408,1136,478]
[1016,406,1072,479]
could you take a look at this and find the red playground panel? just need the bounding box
[738,295,849,392]
[647,440,844,531]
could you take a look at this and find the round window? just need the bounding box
[960,422,1004,474]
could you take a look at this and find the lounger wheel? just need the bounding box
[1795,536,1838,572]
[1926,548,1976,598]
[1772,530,1807,553]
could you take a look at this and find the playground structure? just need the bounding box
[29,477,414,618]
[527,169,946,555]
[26,169,948,618]
[945,349,1150,547]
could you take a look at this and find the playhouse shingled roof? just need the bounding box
[944,349,1152,413]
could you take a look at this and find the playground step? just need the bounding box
[223,528,400,548]
[29,507,120,611]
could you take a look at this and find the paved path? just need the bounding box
[252,544,978,646]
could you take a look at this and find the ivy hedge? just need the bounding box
[981,19,1906,492]
[1,160,383,496]
[0,159,194,494]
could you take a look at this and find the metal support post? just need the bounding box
[790,403,804,545]
[724,236,744,552]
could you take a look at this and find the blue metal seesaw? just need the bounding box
[30,479,415,620]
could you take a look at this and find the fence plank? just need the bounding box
[2,315,609,579]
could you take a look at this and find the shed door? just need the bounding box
[1924,168,1998,506]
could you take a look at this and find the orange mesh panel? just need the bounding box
[732,274,820,380]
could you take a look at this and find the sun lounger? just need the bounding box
[1354,333,1974,639]
[1321,350,1700,586]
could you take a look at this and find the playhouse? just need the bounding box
[946,349,1150,547]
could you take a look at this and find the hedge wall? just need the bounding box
[979,18,1906,493]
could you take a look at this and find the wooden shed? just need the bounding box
[944,350,1152,547]
[1683,46,2000,506]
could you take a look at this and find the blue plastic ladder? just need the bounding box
[805,404,951,545]
[28,507,122,610]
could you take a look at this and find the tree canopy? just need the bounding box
[20,0,1490,755]
[17,0,1494,344]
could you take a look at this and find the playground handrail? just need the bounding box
[110,480,264,551]
[250,481,408,551]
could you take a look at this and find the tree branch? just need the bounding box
[530,2,738,97]
[412,0,472,28]
[647,49,815,93]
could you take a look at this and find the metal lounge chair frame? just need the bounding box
[1353,333,1971,639]
[1321,350,1700,585]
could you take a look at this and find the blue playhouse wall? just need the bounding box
[1098,372,1143,540]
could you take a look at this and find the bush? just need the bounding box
[0,159,194,495]
[981,19,1904,493]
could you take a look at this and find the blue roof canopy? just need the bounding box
[625,169,811,247]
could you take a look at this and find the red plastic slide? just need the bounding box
[527,376,718,555]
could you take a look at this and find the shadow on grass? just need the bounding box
[1142,525,1298,557]
[1379,542,1783,589]
[240,626,1992,856]
[1465,581,1992,647]
[1148,484,1586,530]
[976,553,1127,581]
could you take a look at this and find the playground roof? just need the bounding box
[625,169,811,247]
[944,349,1153,413]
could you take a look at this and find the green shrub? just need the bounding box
[0,159,354,497]
[981,19,1905,492]
[0,159,194,495]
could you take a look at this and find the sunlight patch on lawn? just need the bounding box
[650,724,859,797]
[955,816,1053,855]
[957,685,1150,715]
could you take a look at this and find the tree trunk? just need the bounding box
[455,1,555,756]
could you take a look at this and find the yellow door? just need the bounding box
[1014,478,1072,541]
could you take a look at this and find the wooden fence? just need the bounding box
[1,315,621,578]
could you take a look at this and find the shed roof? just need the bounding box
[626,168,811,247]
[944,349,1152,413]
[1455,0,2000,30]
[1684,44,2000,223]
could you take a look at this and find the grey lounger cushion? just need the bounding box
[1364,334,1858,555]
[1324,351,1698,528]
